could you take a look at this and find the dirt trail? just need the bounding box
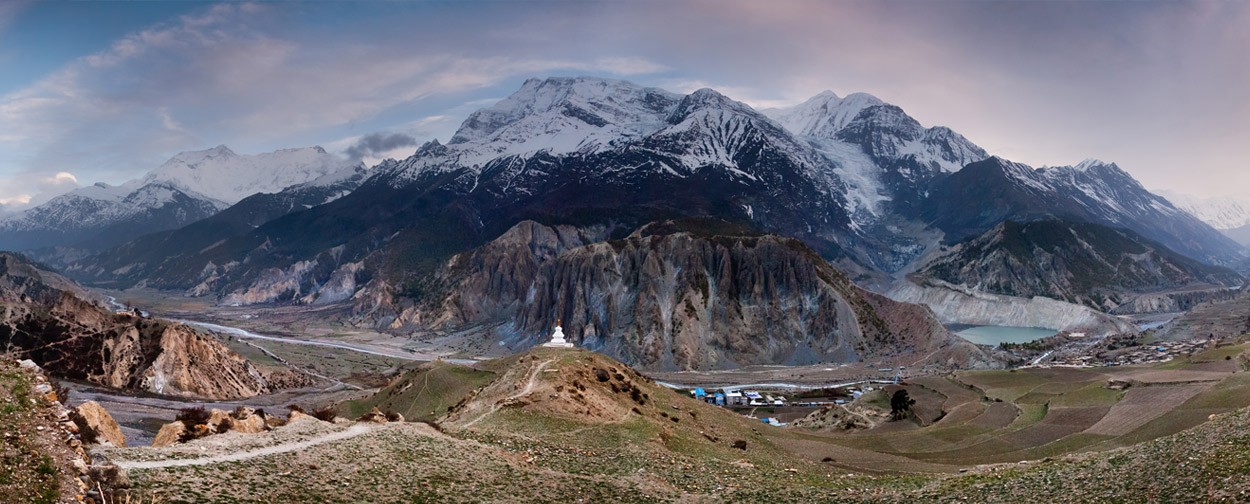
[113,424,378,470]
[460,358,555,429]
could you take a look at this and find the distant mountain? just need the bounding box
[0,145,357,251]
[1158,191,1250,230]
[59,76,1249,368]
[918,220,1244,311]
[920,157,1246,266]
[66,164,370,290]
[84,77,994,299]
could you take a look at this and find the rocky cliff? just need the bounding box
[0,253,269,399]
[352,220,992,370]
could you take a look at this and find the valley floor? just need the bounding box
[87,340,1250,503]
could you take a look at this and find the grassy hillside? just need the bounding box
[338,360,495,422]
[101,343,1250,502]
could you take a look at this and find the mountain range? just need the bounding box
[0,145,359,251]
[3,75,1246,368]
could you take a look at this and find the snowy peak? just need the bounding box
[665,87,754,124]
[1073,158,1110,171]
[1159,191,1250,230]
[764,90,884,138]
[143,145,356,204]
[448,76,681,154]
[766,90,987,175]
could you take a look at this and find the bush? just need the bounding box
[732,440,748,450]
[287,404,307,414]
[312,406,337,422]
[175,406,211,427]
[385,411,403,422]
[594,368,610,382]
[49,380,70,404]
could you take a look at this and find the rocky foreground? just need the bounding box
[1,252,289,400]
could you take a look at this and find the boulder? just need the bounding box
[71,401,126,447]
[151,421,186,447]
[288,410,315,423]
[231,413,267,433]
[207,408,231,432]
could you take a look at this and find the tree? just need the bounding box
[890,390,916,421]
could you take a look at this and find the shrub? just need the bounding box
[594,368,610,382]
[175,406,211,427]
[312,406,337,422]
[287,404,307,414]
[385,411,403,422]
[49,380,70,404]
[732,440,748,450]
[217,417,234,433]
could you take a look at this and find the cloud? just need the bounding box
[0,194,31,206]
[44,171,77,185]
[343,132,420,161]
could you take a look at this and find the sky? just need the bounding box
[1,0,1248,212]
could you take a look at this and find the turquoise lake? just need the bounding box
[955,326,1057,346]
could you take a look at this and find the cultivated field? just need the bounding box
[792,339,1250,471]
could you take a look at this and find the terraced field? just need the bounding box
[796,340,1250,471]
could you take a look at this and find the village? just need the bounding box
[682,381,894,426]
[1034,335,1225,368]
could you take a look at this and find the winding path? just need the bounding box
[460,357,555,429]
[113,424,376,470]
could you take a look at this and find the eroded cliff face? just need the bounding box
[886,277,1137,336]
[0,253,269,400]
[353,221,991,370]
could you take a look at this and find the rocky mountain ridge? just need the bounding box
[347,220,992,371]
[918,220,1244,311]
[0,252,272,399]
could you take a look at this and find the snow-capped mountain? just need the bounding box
[67,76,1244,309]
[764,91,988,220]
[1157,190,1250,230]
[0,145,358,251]
[143,145,360,205]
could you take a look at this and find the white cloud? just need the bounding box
[0,194,31,206]
[43,171,77,185]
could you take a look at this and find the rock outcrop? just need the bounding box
[0,252,271,400]
[150,421,186,448]
[149,406,272,447]
[355,220,993,371]
[887,277,1137,336]
[70,401,126,447]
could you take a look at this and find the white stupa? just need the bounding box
[542,320,574,348]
